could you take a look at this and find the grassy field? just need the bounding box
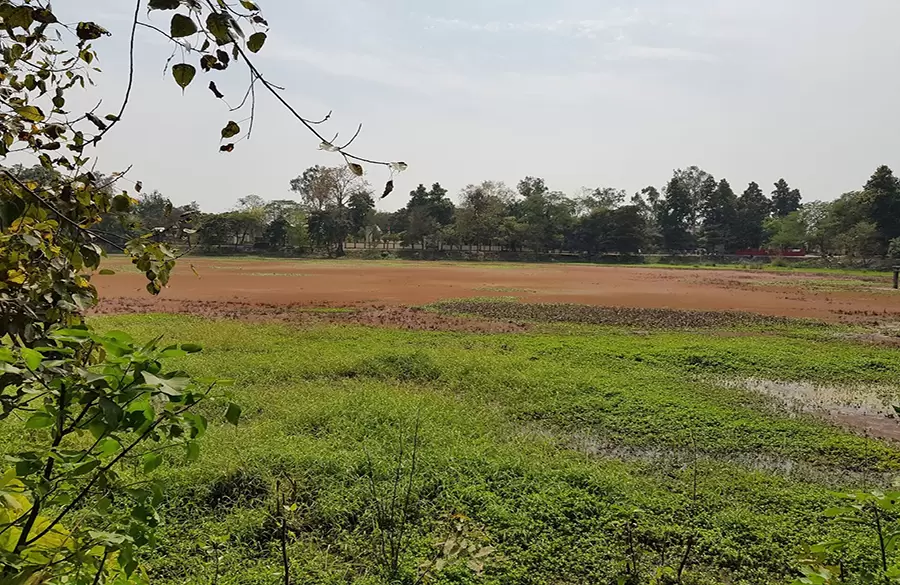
[5,310,898,584]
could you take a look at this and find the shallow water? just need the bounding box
[726,378,900,441]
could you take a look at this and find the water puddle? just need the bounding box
[726,378,900,441]
[517,423,892,484]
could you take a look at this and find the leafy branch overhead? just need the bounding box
[139,0,406,186]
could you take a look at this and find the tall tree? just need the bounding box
[672,166,712,232]
[771,179,802,217]
[514,180,576,252]
[658,175,695,251]
[863,165,900,246]
[454,181,513,247]
[290,165,371,255]
[403,183,455,246]
[701,179,738,253]
[734,182,771,249]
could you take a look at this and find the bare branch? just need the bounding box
[92,0,141,144]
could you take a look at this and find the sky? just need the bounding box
[49,1,900,212]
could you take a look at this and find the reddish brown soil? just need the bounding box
[93,258,900,323]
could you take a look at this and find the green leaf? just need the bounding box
[348,162,364,177]
[20,347,42,371]
[185,441,200,462]
[149,0,180,9]
[206,13,232,44]
[99,397,123,428]
[99,269,116,275]
[181,343,203,354]
[221,121,240,139]
[160,348,187,358]
[225,402,242,426]
[15,106,45,123]
[143,372,190,396]
[240,1,260,10]
[172,63,196,90]
[112,194,133,212]
[98,438,121,457]
[170,14,198,38]
[247,32,267,53]
[76,22,109,41]
[71,460,101,477]
[25,412,54,429]
[142,453,163,473]
[32,8,58,24]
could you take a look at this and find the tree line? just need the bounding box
[13,162,900,260]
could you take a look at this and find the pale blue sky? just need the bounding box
[56,1,900,211]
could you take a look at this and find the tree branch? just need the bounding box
[92,0,141,144]
[2,170,127,253]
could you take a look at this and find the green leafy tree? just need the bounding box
[801,201,839,256]
[839,221,880,264]
[672,166,712,232]
[765,211,808,250]
[863,165,900,246]
[772,179,802,217]
[701,179,738,253]
[515,188,575,253]
[290,165,372,256]
[454,182,513,248]
[734,182,771,249]
[402,183,454,247]
[658,175,694,252]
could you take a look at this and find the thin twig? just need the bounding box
[93,0,141,144]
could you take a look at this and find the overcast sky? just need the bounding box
[53,1,900,211]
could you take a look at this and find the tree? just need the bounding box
[454,182,513,248]
[576,186,626,212]
[658,175,694,252]
[771,179,802,217]
[514,185,575,252]
[799,201,838,256]
[348,190,375,237]
[402,183,454,247]
[290,165,372,255]
[840,221,881,264]
[765,211,807,250]
[701,179,738,253]
[734,182,771,249]
[863,165,900,246]
[672,166,712,232]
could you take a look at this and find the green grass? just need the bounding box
[18,314,893,584]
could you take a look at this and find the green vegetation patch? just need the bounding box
[20,314,897,584]
[432,299,802,329]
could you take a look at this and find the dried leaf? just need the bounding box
[381,180,394,199]
[209,81,224,99]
